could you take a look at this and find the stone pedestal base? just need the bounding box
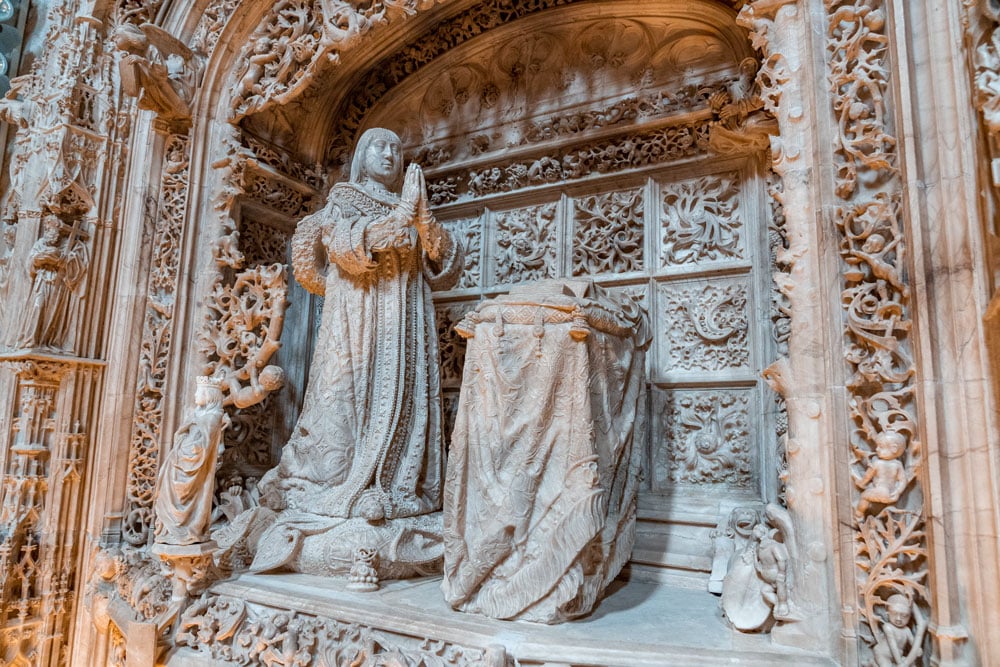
[245,510,443,581]
[152,540,218,627]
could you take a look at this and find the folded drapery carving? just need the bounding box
[443,280,648,623]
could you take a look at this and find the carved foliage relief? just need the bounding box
[177,593,505,666]
[436,302,475,387]
[654,389,753,489]
[428,160,768,501]
[824,0,928,659]
[661,173,744,266]
[441,216,482,290]
[657,278,751,376]
[491,203,558,285]
[573,188,644,276]
[123,134,191,545]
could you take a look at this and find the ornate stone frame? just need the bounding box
[68,0,982,664]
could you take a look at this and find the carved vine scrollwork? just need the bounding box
[440,217,482,290]
[661,173,743,266]
[658,280,751,374]
[177,593,508,666]
[196,263,288,384]
[122,134,191,546]
[767,172,791,504]
[826,0,897,199]
[655,389,753,488]
[492,203,557,285]
[572,188,644,276]
[436,302,474,386]
[824,0,928,661]
[436,122,712,205]
[231,0,504,122]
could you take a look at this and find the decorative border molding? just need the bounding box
[177,593,508,666]
[122,134,192,546]
[823,0,929,662]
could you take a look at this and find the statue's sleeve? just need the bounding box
[290,209,329,296]
[422,225,463,291]
[326,202,380,277]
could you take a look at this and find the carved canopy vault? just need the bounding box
[104,0,844,663]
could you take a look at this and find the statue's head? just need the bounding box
[194,375,225,408]
[874,429,906,460]
[112,23,148,54]
[41,214,62,241]
[885,594,912,628]
[351,127,403,192]
[259,364,285,391]
[729,506,760,538]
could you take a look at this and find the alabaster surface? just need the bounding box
[442,280,647,623]
[249,128,461,579]
[0,0,996,664]
[153,380,229,547]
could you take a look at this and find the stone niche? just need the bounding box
[165,0,823,664]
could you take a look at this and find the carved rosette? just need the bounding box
[824,0,929,661]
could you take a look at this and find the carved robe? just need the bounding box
[153,399,228,545]
[15,234,87,349]
[260,182,461,521]
[443,282,648,623]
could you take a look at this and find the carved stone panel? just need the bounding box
[659,172,746,267]
[652,387,755,491]
[572,187,645,276]
[489,202,559,286]
[441,216,483,290]
[435,301,476,387]
[237,217,291,267]
[655,276,753,380]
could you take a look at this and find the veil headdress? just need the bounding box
[291,128,406,294]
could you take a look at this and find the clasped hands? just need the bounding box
[368,164,443,259]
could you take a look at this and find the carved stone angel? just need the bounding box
[112,22,203,125]
[708,57,777,155]
[720,503,798,631]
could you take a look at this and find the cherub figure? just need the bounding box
[753,522,791,619]
[855,430,909,517]
[872,594,926,667]
[231,37,278,113]
[222,363,285,410]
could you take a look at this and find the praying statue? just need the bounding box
[249,127,461,579]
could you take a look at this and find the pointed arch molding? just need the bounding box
[189,0,750,157]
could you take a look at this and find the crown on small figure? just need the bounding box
[196,375,224,388]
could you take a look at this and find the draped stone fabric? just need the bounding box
[154,384,229,546]
[260,181,461,521]
[442,282,648,623]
